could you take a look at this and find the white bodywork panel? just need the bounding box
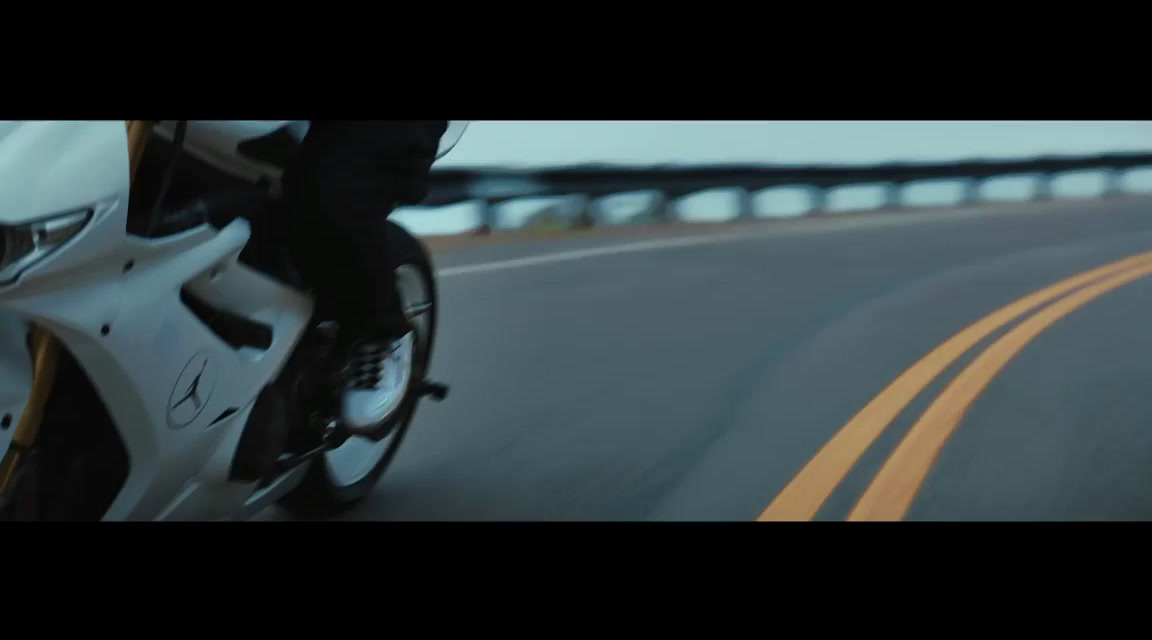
[0,121,314,520]
[0,119,463,520]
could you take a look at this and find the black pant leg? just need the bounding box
[281,120,447,333]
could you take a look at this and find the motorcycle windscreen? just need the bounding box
[436,121,469,161]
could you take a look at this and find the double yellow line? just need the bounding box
[759,250,1152,522]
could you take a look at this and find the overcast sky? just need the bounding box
[439,121,1152,168]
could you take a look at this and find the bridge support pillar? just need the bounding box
[808,186,827,214]
[962,179,983,206]
[473,198,505,235]
[1104,169,1126,198]
[1034,174,1053,201]
[884,182,903,209]
[651,191,678,222]
[736,189,757,219]
[574,195,598,229]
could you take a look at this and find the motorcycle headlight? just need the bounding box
[0,209,93,285]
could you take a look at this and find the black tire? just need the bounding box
[276,221,438,519]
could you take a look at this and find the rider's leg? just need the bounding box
[281,120,448,430]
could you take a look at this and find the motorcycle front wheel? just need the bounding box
[276,220,438,519]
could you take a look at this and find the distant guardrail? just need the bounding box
[423,152,1152,234]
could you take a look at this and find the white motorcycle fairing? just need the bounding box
[0,122,314,520]
[151,120,469,187]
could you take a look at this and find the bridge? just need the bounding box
[423,151,1152,232]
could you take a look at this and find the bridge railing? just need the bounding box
[421,152,1152,234]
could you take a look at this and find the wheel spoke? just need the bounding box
[404,302,432,318]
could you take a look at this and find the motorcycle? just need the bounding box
[0,120,467,520]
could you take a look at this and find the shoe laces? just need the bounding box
[348,341,395,390]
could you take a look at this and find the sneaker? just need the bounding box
[340,331,415,430]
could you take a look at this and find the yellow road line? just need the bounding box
[758,250,1152,521]
[847,259,1152,521]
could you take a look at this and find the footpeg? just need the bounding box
[328,380,449,445]
[418,380,449,402]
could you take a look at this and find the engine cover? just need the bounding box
[229,384,290,483]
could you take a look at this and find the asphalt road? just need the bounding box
[268,196,1152,521]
